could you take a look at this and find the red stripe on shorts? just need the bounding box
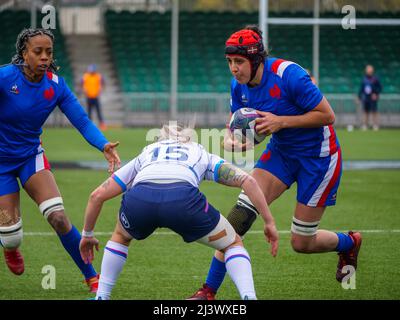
[317,148,341,207]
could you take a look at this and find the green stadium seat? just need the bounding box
[0,10,73,88]
[105,10,400,95]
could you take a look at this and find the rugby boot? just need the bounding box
[336,231,362,282]
[85,274,100,293]
[186,284,216,300]
[4,248,25,275]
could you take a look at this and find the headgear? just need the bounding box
[225,29,266,82]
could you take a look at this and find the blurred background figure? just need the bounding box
[358,65,382,131]
[81,64,107,130]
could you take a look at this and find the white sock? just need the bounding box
[224,246,257,300]
[96,240,129,300]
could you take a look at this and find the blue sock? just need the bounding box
[205,256,226,293]
[335,233,355,252]
[58,225,97,279]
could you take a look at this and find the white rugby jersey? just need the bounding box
[112,140,225,191]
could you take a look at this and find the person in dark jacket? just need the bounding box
[358,65,382,131]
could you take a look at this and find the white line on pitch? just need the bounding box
[23,229,400,236]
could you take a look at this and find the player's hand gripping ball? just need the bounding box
[229,108,268,145]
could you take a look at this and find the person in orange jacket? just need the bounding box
[81,64,106,130]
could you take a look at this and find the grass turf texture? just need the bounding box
[0,128,399,299]
[38,128,400,161]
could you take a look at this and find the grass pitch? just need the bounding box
[0,128,399,300]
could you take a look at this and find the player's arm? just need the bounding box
[216,162,278,256]
[255,97,335,135]
[83,177,123,233]
[255,63,335,135]
[217,163,274,224]
[80,155,140,263]
[80,177,123,264]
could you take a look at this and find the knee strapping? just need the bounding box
[39,197,64,220]
[291,217,320,236]
[196,215,237,251]
[227,191,258,236]
[0,219,23,249]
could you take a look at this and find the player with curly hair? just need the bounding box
[0,28,120,293]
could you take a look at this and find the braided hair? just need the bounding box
[11,28,59,73]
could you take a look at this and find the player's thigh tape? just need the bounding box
[291,217,320,236]
[39,197,64,220]
[196,215,237,251]
[0,219,23,249]
[227,191,258,236]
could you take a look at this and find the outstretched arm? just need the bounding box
[103,142,121,173]
[83,177,123,232]
[216,163,279,256]
[80,177,123,264]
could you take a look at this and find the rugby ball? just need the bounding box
[229,108,267,145]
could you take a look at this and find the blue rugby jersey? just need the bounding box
[230,57,339,157]
[0,64,108,160]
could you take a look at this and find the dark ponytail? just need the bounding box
[244,24,268,57]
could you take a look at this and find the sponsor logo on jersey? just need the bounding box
[241,94,248,104]
[10,84,19,94]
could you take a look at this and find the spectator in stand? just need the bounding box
[358,65,382,131]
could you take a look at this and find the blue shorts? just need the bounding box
[255,144,342,207]
[119,182,220,242]
[0,152,51,196]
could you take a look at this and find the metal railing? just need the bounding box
[119,92,400,127]
[45,92,400,127]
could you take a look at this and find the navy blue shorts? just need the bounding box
[363,101,378,112]
[119,182,220,242]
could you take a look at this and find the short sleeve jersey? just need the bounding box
[230,58,339,157]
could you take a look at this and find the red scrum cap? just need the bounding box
[225,28,266,82]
